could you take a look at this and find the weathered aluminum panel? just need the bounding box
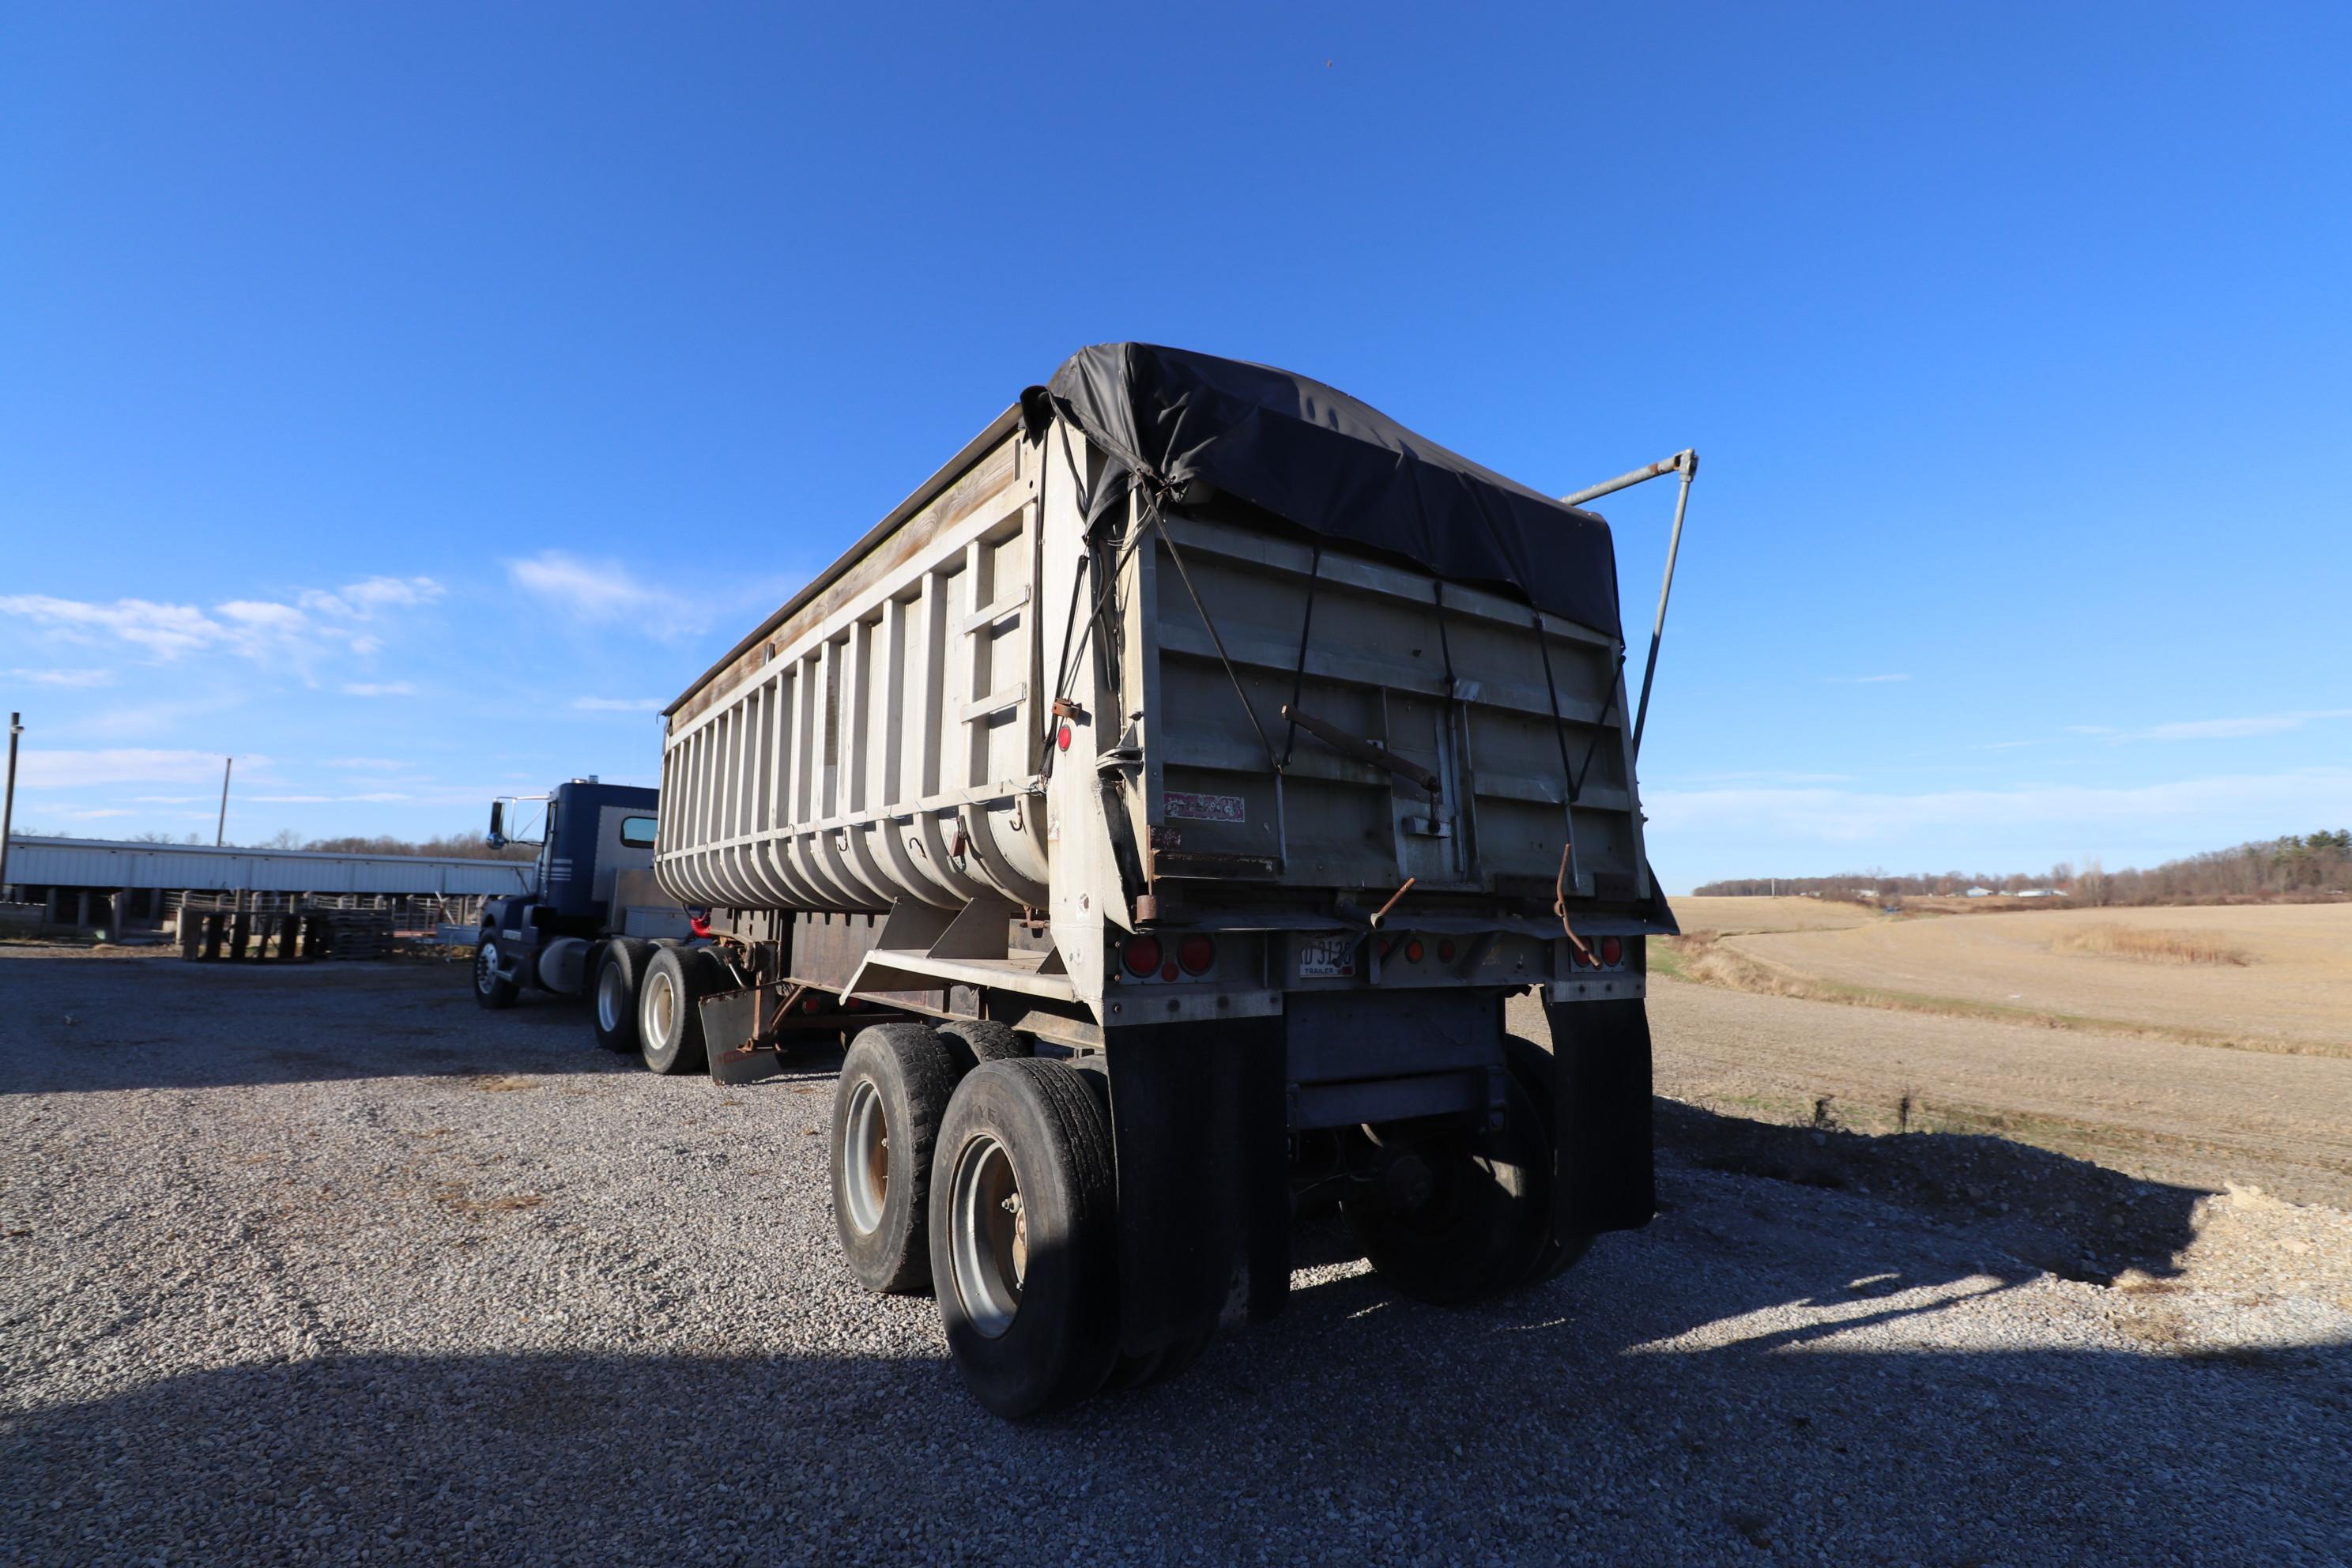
[658,407,1652,1021]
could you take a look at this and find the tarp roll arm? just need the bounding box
[1559,449,1698,758]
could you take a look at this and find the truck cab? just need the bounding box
[471,778,686,1012]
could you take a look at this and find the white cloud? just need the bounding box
[2124,708,2352,742]
[9,667,114,688]
[16,748,268,789]
[571,696,664,712]
[508,552,703,633]
[341,681,418,698]
[299,576,445,617]
[0,574,444,673]
[1825,673,1911,684]
[0,594,224,659]
[1645,767,2352,847]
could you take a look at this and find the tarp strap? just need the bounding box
[1278,543,1324,770]
[1150,500,1280,772]
[1534,612,1582,814]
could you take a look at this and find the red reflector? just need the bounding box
[1600,936,1624,967]
[1404,939,1425,963]
[1437,938,1456,962]
[1161,961,1179,981]
[801,996,820,1013]
[1122,935,1162,978]
[1177,934,1215,974]
[1057,723,1072,752]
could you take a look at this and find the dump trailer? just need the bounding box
[467,778,732,1065]
[654,344,1690,1416]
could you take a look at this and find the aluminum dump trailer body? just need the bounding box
[652,345,1677,1414]
[657,347,1661,1030]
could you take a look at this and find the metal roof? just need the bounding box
[3,835,536,896]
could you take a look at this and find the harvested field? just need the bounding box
[6,948,2348,1565]
[1712,901,2352,1055]
[2050,923,2249,966]
[1668,894,1878,933]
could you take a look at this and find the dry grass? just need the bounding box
[2051,924,2248,966]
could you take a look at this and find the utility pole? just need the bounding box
[215,756,233,847]
[0,712,21,899]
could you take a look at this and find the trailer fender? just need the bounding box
[1106,1018,1289,1358]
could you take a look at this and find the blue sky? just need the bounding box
[2,3,2346,891]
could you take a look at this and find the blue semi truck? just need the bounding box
[466,778,711,1062]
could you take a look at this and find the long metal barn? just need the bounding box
[1,834,535,937]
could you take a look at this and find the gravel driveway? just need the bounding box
[4,949,2347,1566]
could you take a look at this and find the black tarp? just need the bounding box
[1025,342,1620,640]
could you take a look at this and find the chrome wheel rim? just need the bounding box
[640,968,675,1048]
[596,960,627,1032]
[949,1134,1023,1339]
[840,1080,889,1235]
[475,942,499,993]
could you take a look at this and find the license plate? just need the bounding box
[1297,934,1358,978]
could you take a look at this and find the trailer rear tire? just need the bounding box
[472,937,520,1010]
[831,1023,956,1295]
[931,1059,1120,1419]
[1343,1090,1544,1306]
[1501,1033,1597,1287]
[594,938,654,1054]
[638,946,713,1075]
[933,1019,1031,1077]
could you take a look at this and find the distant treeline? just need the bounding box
[1695,831,2352,906]
[104,828,537,862]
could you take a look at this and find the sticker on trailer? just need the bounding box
[1297,934,1358,978]
[1164,791,1246,824]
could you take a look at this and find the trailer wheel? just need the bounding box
[933,1019,1031,1077]
[1501,1034,1596,1287]
[637,946,713,1075]
[472,936,520,1010]
[593,938,655,1054]
[1342,1090,1544,1306]
[831,1023,956,1295]
[931,1059,1120,1419]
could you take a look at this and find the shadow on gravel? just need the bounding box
[6,1315,2345,1564]
[1653,1097,2214,1286]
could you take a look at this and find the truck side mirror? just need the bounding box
[488,801,507,849]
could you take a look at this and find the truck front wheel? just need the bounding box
[473,937,520,1009]
[831,1023,956,1295]
[594,938,655,1054]
[930,1059,1120,1419]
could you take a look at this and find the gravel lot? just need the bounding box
[5,948,2349,1566]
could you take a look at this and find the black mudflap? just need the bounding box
[1106,1017,1290,1358]
[1542,996,1657,1234]
[699,989,789,1086]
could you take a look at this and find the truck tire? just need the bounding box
[1342,1089,1544,1307]
[594,938,655,1054]
[933,1019,1031,1077]
[472,935,520,1009]
[1501,1033,1597,1287]
[831,1023,957,1295]
[637,945,714,1075]
[930,1059,1121,1419]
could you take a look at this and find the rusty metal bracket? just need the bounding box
[1278,705,1442,799]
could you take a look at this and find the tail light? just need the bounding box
[1600,936,1625,967]
[1121,934,1163,978]
[1437,938,1457,963]
[1403,939,1425,963]
[1177,934,1216,975]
